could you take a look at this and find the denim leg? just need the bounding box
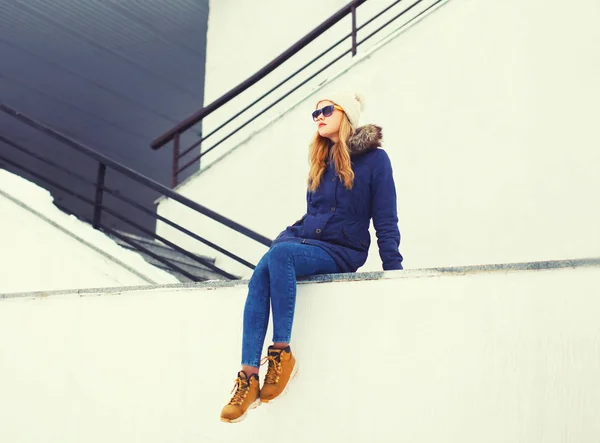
[267,243,340,344]
[241,253,270,368]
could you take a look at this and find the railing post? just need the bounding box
[197,130,202,172]
[351,2,358,56]
[93,162,106,229]
[172,133,180,188]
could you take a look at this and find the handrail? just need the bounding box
[0,133,257,271]
[0,104,271,247]
[0,103,273,281]
[148,0,443,187]
[150,0,366,150]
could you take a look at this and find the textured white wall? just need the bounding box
[158,0,600,278]
[198,0,437,168]
[0,170,177,293]
[1,265,599,442]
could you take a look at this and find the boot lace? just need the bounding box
[228,376,250,406]
[261,354,282,384]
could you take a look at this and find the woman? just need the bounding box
[221,92,403,423]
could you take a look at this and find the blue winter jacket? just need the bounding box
[272,124,403,272]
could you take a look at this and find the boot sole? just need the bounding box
[260,360,299,404]
[220,398,261,424]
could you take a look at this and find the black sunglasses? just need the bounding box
[312,104,344,121]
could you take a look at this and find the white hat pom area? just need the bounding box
[318,91,365,129]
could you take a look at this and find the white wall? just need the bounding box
[1,264,599,442]
[158,0,600,277]
[0,170,177,293]
[197,0,440,168]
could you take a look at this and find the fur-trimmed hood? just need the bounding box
[347,124,383,155]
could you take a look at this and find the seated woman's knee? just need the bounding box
[249,255,269,288]
[268,242,296,262]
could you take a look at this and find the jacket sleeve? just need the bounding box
[371,150,404,270]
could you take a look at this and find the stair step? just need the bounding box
[109,231,229,282]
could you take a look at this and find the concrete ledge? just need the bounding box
[2,252,598,442]
[2,256,598,299]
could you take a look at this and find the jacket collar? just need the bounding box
[347,124,383,156]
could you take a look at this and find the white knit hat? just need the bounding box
[318,91,365,129]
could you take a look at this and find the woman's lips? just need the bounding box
[318,123,326,128]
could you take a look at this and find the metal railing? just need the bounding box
[0,103,272,281]
[150,0,445,187]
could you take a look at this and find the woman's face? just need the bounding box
[315,100,343,141]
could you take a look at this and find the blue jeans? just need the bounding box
[241,242,340,367]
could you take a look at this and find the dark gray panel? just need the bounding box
[0,0,209,234]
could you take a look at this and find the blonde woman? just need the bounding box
[221,92,403,423]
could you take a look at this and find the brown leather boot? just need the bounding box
[260,346,298,403]
[220,371,261,423]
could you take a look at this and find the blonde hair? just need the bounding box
[307,115,355,191]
